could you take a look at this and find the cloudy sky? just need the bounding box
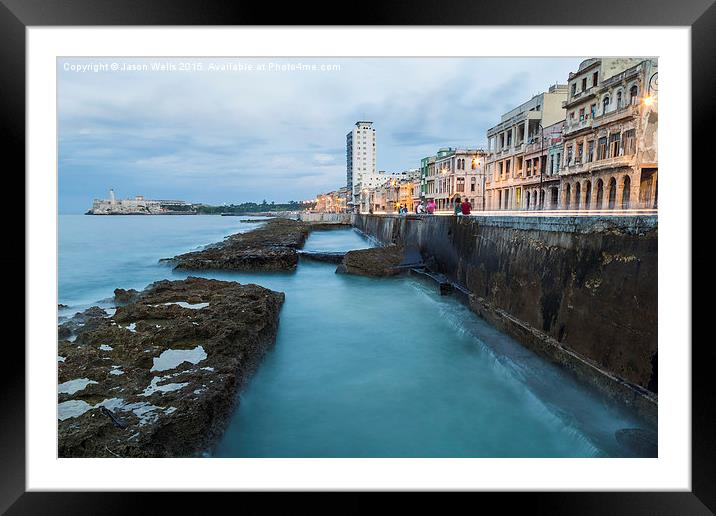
[58,57,585,213]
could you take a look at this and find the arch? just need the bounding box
[607,177,617,209]
[565,183,572,209]
[584,180,592,210]
[575,182,581,209]
[621,175,631,209]
[596,179,604,209]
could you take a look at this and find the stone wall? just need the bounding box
[299,212,353,224]
[353,214,657,416]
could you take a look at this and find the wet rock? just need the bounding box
[169,218,309,271]
[336,245,405,277]
[58,306,112,341]
[114,288,140,305]
[169,218,349,272]
[615,428,658,457]
[58,276,285,457]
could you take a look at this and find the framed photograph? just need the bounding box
[7,0,709,512]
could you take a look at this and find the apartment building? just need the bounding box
[346,121,377,207]
[484,84,568,210]
[423,148,487,211]
[560,58,658,210]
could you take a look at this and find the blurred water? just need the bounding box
[59,215,655,457]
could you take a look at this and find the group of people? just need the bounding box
[410,197,471,216]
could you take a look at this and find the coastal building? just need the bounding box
[420,155,436,201]
[346,121,377,208]
[357,169,419,213]
[424,148,487,211]
[559,58,658,210]
[521,120,565,210]
[315,188,348,213]
[484,84,568,210]
[88,190,193,215]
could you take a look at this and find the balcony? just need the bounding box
[593,104,639,128]
[589,154,635,171]
[564,117,594,136]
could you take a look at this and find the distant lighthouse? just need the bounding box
[109,189,116,205]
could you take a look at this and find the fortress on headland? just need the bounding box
[87,189,195,215]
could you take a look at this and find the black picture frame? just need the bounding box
[4,0,709,513]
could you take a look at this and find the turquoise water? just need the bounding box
[59,215,653,457]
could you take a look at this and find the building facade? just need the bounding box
[560,58,658,210]
[346,121,377,208]
[424,148,487,211]
[315,187,349,213]
[485,84,568,211]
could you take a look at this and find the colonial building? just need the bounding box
[423,148,487,211]
[560,58,658,210]
[521,120,565,210]
[315,187,349,213]
[485,84,568,211]
[357,169,419,213]
[346,121,377,208]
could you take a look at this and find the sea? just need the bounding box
[59,214,655,457]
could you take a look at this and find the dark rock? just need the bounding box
[58,304,68,309]
[298,251,346,264]
[336,245,405,277]
[170,219,310,272]
[58,306,112,342]
[58,277,285,457]
[169,219,350,272]
[114,288,140,305]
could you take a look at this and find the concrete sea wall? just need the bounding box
[300,213,353,224]
[351,213,658,421]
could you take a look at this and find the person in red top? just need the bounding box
[461,199,472,215]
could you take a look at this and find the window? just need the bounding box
[609,132,621,157]
[471,177,476,192]
[566,146,573,165]
[593,71,599,86]
[579,108,585,121]
[623,129,636,155]
[587,140,594,162]
[630,85,639,104]
[590,104,597,118]
[581,77,587,91]
[576,143,583,163]
[597,137,608,160]
[456,177,465,192]
[616,91,623,109]
[602,96,610,114]
[571,83,577,96]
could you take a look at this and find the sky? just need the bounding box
[58,57,585,213]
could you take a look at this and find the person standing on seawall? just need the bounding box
[461,198,472,216]
[454,197,462,216]
[426,198,436,215]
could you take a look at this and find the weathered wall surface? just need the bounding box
[353,214,658,398]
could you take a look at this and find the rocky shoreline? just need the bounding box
[167,218,350,272]
[58,277,284,457]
